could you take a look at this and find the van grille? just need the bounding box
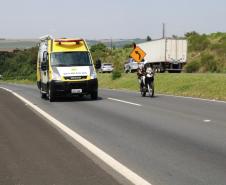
[64,76,87,80]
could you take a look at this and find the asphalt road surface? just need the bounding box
[0,88,123,185]
[1,83,226,185]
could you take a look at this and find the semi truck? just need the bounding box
[138,38,188,72]
[37,35,98,102]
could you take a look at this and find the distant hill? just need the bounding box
[0,38,146,50]
[0,39,38,49]
[87,38,146,48]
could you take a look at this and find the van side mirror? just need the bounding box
[43,51,48,63]
[41,62,48,71]
[95,59,101,69]
[41,51,49,71]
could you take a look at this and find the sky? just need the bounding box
[0,0,226,39]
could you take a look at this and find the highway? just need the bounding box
[0,88,122,185]
[1,83,226,185]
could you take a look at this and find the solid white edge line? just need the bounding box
[108,97,142,107]
[158,93,226,104]
[0,87,151,185]
[101,88,226,104]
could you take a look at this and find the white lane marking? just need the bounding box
[0,87,151,185]
[203,119,211,123]
[108,97,142,107]
[101,88,226,104]
[158,94,226,104]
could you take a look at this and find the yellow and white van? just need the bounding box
[37,36,98,102]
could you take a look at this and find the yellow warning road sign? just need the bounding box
[130,46,146,63]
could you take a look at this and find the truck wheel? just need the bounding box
[78,94,84,98]
[48,87,55,102]
[91,91,98,100]
[160,67,165,73]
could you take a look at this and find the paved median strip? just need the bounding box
[108,97,142,107]
[0,87,151,185]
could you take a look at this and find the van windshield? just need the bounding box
[51,52,92,67]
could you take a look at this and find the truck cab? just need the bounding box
[37,36,98,101]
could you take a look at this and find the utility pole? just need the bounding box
[162,23,166,39]
[163,23,167,63]
[110,37,113,51]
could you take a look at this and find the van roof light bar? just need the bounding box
[54,39,83,45]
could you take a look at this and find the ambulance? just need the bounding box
[37,35,98,102]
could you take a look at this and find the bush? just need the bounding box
[200,54,217,72]
[90,43,110,63]
[188,34,210,51]
[185,60,200,73]
[0,47,38,81]
[90,43,108,53]
[210,42,226,55]
[112,70,121,80]
[112,55,122,80]
[123,43,133,49]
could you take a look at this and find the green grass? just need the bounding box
[98,73,226,101]
[0,79,35,85]
[1,73,226,101]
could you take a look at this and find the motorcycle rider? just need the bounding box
[137,59,146,89]
[137,59,154,90]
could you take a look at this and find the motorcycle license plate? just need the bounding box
[71,89,82,94]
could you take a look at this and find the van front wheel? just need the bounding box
[91,91,98,100]
[48,87,55,102]
[40,87,46,99]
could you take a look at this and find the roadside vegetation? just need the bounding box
[0,47,37,81]
[185,32,226,73]
[91,32,226,76]
[98,73,226,101]
[0,32,226,100]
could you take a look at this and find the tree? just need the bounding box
[90,43,110,64]
[188,34,210,51]
[90,43,107,53]
[185,31,199,38]
[123,43,133,49]
[0,47,38,80]
[172,35,178,39]
[146,35,152,41]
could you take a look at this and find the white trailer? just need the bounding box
[138,38,188,72]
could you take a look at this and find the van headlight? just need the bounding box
[52,72,61,81]
[90,66,97,79]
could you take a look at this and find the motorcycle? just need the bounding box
[140,67,154,97]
